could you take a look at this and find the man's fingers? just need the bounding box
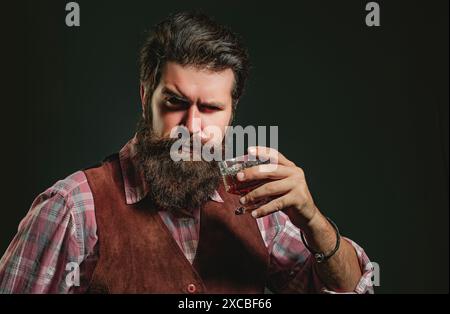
[250,194,292,218]
[240,178,293,205]
[237,164,296,182]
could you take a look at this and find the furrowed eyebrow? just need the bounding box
[162,86,226,108]
[198,101,226,109]
[161,87,190,102]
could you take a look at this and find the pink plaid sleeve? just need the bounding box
[0,171,97,293]
[257,211,374,294]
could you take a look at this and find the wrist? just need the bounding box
[301,212,338,255]
[304,210,328,235]
[288,202,321,230]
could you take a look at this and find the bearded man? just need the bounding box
[0,12,373,294]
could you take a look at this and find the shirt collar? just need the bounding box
[118,135,224,205]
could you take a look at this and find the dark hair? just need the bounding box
[139,11,250,115]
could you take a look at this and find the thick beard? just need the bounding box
[134,117,221,215]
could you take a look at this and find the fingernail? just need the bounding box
[236,172,245,181]
[239,197,246,205]
[248,147,256,154]
[251,211,258,218]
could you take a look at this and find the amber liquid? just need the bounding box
[219,157,272,214]
[224,174,272,215]
[223,174,271,195]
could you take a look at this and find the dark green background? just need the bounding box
[0,0,448,293]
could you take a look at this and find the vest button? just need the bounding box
[187,283,196,294]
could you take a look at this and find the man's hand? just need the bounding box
[237,146,363,292]
[237,146,320,231]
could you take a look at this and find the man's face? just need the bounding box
[136,62,235,213]
[143,62,234,144]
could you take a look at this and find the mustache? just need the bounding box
[139,134,214,160]
[137,122,224,161]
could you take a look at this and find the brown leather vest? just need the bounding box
[83,154,269,293]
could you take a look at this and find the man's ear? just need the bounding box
[140,83,146,118]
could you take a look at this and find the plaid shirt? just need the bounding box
[0,137,374,294]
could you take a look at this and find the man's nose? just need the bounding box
[183,105,202,135]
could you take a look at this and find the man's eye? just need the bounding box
[200,105,221,112]
[165,98,188,109]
